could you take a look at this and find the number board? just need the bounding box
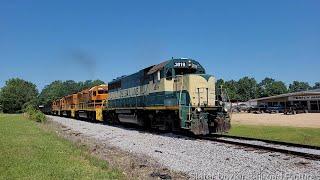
[174,62,198,69]
[174,62,186,68]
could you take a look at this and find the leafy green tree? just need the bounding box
[38,79,105,106]
[215,79,225,91]
[236,77,258,101]
[289,81,311,92]
[215,79,240,100]
[224,80,240,100]
[38,80,65,106]
[64,80,80,94]
[0,78,38,113]
[258,77,287,97]
[79,80,105,90]
[312,82,320,90]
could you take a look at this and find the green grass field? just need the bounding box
[0,114,123,179]
[229,123,320,147]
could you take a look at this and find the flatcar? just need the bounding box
[107,58,231,134]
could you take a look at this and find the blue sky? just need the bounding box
[0,0,319,90]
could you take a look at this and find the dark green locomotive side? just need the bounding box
[107,58,230,135]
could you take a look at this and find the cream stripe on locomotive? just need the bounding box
[109,74,216,107]
[109,77,168,100]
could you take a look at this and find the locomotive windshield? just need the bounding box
[98,89,107,94]
[174,67,198,75]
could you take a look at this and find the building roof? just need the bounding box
[250,89,320,101]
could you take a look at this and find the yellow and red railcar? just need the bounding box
[51,100,61,115]
[51,84,108,121]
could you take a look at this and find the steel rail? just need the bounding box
[200,135,320,160]
[212,134,320,150]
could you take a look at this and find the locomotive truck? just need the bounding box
[51,58,231,135]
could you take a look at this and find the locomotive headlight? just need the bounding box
[224,107,228,112]
[223,103,230,112]
[196,107,202,112]
[188,60,192,68]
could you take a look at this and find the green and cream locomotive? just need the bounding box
[107,58,231,135]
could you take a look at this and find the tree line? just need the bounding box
[216,77,320,102]
[0,77,319,113]
[0,78,104,113]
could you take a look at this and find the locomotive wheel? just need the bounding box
[142,113,151,129]
[109,112,120,124]
[90,112,96,121]
[75,112,79,119]
[165,122,173,131]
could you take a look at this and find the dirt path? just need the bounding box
[232,113,320,128]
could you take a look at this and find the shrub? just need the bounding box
[24,104,46,123]
[0,78,38,113]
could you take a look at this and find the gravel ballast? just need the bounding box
[48,115,320,179]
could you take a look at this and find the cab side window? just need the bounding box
[166,69,173,80]
[153,71,161,83]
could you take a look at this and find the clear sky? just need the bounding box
[0,0,319,90]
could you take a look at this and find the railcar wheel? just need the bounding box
[90,112,96,121]
[75,112,79,119]
[142,113,151,130]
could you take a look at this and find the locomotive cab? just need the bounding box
[162,59,231,134]
[52,100,61,115]
[89,85,108,108]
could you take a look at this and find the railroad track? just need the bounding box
[48,115,320,160]
[200,134,320,160]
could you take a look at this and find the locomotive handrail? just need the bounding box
[81,101,104,109]
[177,75,184,119]
[188,103,192,121]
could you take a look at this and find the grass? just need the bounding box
[0,114,123,179]
[229,123,320,147]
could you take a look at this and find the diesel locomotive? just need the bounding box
[52,84,108,121]
[107,58,230,134]
[51,58,231,135]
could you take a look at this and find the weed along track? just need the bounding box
[48,115,320,179]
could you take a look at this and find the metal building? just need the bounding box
[250,89,320,113]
